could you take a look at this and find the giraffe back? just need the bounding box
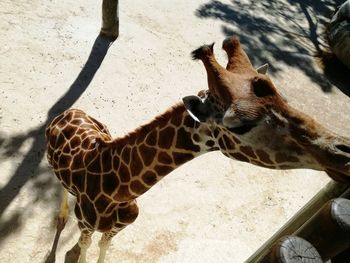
[45,109,112,196]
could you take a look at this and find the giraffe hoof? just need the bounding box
[44,251,56,263]
[65,243,81,263]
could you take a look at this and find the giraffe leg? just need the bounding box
[97,227,124,263]
[57,189,70,231]
[44,189,70,263]
[64,242,80,263]
[97,201,139,263]
[78,230,93,263]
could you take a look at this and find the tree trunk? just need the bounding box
[100,0,119,41]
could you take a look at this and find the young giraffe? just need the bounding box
[46,36,350,263]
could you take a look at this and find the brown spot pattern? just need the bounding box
[95,194,113,214]
[256,149,274,164]
[158,151,173,165]
[112,155,120,171]
[158,127,175,149]
[114,185,131,201]
[86,174,101,201]
[223,134,236,150]
[176,127,200,152]
[146,130,157,146]
[231,152,250,162]
[193,134,200,142]
[121,147,131,165]
[59,169,71,186]
[98,216,114,232]
[101,149,112,172]
[130,180,148,195]
[218,137,226,150]
[71,154,83,170]
[117,203,139,224]
[206,140,215,147]
[102,172,119,195]
[130,147,143,176]
[71,170,86,193]
[141,171,158,186]
[119,163,130,183]
[183,115,196,128]
[275,152,299,163]
[74,204,83,220]
[171,114,182,126]
[80,194,97,227]
[154,165,173,177]
[59,154,71,168]
[173,152,194,165]
[240,146,257,159]
[87,154,101,173]
[70,136,82,149]
[139,144,157,166]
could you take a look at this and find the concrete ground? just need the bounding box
[0,0,349,262]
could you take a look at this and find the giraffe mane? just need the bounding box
[109,102,186,146]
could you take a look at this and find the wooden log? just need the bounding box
[259,236,322,263]
[295,198,350,261]
[100,0,119,41]
[245,181,349,262]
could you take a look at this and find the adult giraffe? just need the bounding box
[46,37,350,263]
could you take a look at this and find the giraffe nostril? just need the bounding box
[335,144,350,154]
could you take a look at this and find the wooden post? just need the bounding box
[246,181,349,262]
[100,0,119,41]
[295,198,350,260]
[260,236,322,263]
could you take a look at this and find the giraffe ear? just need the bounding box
[182,95,212,122]
[256,63,269,74]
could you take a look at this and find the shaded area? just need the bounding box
[196,0,349,95]
[0,35,114,245]
[318,52,350,97]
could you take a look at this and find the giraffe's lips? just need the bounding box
[325,168,350,184]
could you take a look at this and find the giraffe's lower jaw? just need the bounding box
[325,169,350,184]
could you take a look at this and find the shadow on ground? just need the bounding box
[196,0,350,96]
[0,35,114,246]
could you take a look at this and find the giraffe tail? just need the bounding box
[58,189,70,225]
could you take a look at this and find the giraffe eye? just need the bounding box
[228,123,256,135]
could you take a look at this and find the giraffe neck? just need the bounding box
[106,103,218,201]
[280,107,350,182]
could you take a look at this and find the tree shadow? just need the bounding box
[0,34,114,245]
[195,0,349,96]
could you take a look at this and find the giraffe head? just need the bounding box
[183,36,350,183]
